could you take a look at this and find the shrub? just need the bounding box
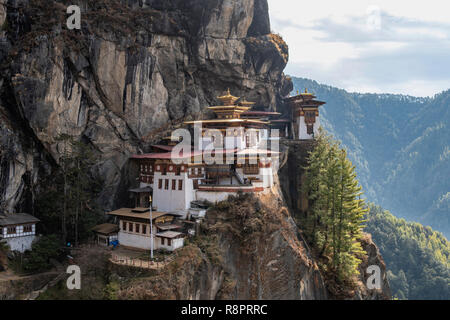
[21,235,64,273]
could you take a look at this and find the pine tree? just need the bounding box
[303,130,367,284]
[36,135,103,245]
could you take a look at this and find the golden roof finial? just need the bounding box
[302,88,313,95]
[218,89,239,105]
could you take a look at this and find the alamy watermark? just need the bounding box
[366,5,382,31]
[169,125,280,170]
[366,265,381,290]
[66,265,81,290]
[66,5,81,30]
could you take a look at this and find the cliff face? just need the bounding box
[116,191,328,300]
[278,140,391,299]
[0,0,291,212]
[0,0,390,300]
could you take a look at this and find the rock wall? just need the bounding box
[278,139,391,299]
[117,190,329,300]
[0,0,292,212]
[208,191,328,299]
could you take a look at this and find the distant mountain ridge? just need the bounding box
[291,77,450,238]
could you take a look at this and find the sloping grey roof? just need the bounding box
[155,231,184,239]
[129,187,153,193]
[0,213,40,226]
[91,223,119,235]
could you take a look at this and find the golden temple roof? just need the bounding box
[302,88,313,96]
[184,119,268,125]
[239,98,255,107]
[217,89,240,106]
[208,105,251,112]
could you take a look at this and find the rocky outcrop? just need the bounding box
[0,0,291,212]
[207,191,327,299]
[278,139,391,300]
[354,233,391,300]
[116,191,328,300]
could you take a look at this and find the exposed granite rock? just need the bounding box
[117,191,328,300]
[0,0,291,212]
[206,191,328,299]
[354,233,392,300]
[0,1,5,28]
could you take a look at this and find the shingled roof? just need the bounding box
[91,223,119,235]
[0,213,40,226]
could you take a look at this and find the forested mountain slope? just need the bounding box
[291,77,450,238]
[365,205,449,300]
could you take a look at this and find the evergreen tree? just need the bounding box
[36,135,104,245]
[303,130,367,283]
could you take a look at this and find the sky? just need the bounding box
[267,0,450,97]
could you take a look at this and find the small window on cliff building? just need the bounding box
[307,124,314,135]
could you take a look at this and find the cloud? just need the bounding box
[268,1,450,96]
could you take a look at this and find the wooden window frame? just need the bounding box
[165,179,169,190]
[178,180,183,191]
[172,179,176,190]
[7,226,16,234]
[158,179,163,189]
[135,224,140,233]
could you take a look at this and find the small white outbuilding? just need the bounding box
[0,213,40,253]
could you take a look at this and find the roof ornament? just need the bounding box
[239,97,255,107]
[303,88,313,95]
[217,88,240,106]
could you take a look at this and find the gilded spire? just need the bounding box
[217,89,240,106]
[303,88,313,95]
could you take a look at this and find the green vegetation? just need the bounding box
[365,204,450,300]
[292,77,450,238]
[302,131,367,285]
[9,235,63,274]
[36,134,104,246]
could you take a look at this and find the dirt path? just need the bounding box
[0,269,24,281]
